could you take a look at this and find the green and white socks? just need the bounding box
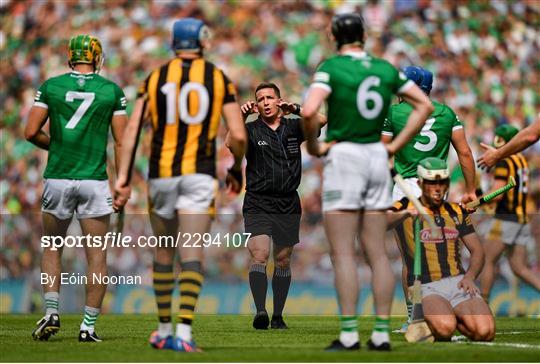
[406,301,413,324]
[339,315,359,347]
[370,316,390,346]
[80,306,100,334]
[44,292,59,316]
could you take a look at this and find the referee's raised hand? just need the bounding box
[240,101,258,118]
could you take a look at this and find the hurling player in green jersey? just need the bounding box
[25,35,127,343]
[382,66,476,205]
[302,13,433,351]
[381,66,476,333]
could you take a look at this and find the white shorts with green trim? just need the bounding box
[42,179,113,219]
[322,142,392,212]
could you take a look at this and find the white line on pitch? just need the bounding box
[455,341,540,350]
[497,331,526,335]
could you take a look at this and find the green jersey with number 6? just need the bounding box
[34,72,127,180]
[312,51,413,143]
[382,100,462,178]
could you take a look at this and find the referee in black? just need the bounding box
[227,82,325,330]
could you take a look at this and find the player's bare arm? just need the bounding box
[278,101,328,127]
[386,85,433,156]
[451,128,477,204]
[459,232,485,295]
[111,114,128,177]
[223,102,247,193]
[386,208,418,230]
[477,118,540,169]
[114,97,147,206]
[110,113,128,210]
[301,86,331,157]
[25,106,50,150]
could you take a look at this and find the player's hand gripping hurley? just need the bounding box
[465,176,516,209]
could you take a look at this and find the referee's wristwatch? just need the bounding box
[292,103,301,116]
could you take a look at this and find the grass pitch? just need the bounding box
[1,314,539,362]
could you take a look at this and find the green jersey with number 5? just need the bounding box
[382,101,462,178]
[34,72,127,180]
[312,51,413,143]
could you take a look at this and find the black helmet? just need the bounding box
[331,13,365,49]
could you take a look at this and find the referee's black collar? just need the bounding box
[255,116,289,131]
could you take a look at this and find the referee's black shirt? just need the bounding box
[245,116,304,195]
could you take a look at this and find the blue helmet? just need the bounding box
[402,66,433,95]
[171,18,210,53]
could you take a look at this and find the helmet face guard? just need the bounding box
[331,13,365,50]
[68,35,104,73]
[402,66,433,95]
[171,18,210,53]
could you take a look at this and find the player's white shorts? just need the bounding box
[148,174,217,218]
[322,142,392,212]
[483,218,532,246]
[42,179,113,220]
[421,274,480,308]
[392,177,421,201]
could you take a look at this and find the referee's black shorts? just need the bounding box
[242,191,301,247]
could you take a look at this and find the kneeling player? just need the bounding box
[388,158,495,341]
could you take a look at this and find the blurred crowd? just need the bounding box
[1,0,539,293]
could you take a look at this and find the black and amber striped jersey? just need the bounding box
[138,57,237,178]
[391,198,475,286]
[493,153,529,224]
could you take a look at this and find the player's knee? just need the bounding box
[248,247,269,264]
[275,256,290,269]
[329,250,353,265]
[250,251,269,265]
[430,317,456,340]
[86,252,107,268]
[472,324,495,342]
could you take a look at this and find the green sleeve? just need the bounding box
[448,106,463,131]
[113,84,127,115]
[382,107,394,135]
[33,80,49,108]
[311,59,332,92]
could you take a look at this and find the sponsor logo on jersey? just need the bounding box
[257,140,269,146]
[420,227,459,243]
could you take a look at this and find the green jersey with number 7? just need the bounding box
[33,72,127,180]
[312,52,413,144]
[382,100,462,178]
